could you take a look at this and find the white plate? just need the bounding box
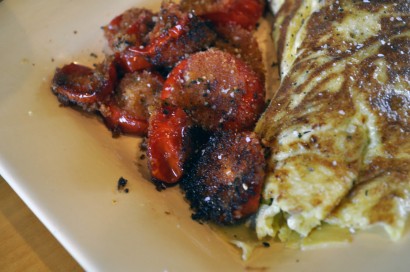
[1,1,409,271]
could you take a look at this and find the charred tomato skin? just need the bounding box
[181,131,266,225]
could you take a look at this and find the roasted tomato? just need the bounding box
[161,49,265,131]
[103,8,156,72]
[147,106,191,184]
[180,0,265,29]
[103,8,155,52]
[128,2,216,68]
[51,59,117,111]
[115,48,152,73]
[99,70,164,136]
[181,131,266,225]
[214,23,265,82]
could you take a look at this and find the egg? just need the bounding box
[256,0,410,243]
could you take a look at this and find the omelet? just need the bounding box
[255,0,410,241]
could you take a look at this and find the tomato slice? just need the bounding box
[103,8,155,51]
[129,16,189,56]
[181,0,264,30]
[147,106,191,184]
[115,49,152,73]
[100,70,164,136]
[103,8,155,72]
[181,131,266,224]
[203,0,264,29]
[161,49,265,131]
[51,60,117,111]
[214,23,265,82]
[128,2,216,68]
[101,102,149,136]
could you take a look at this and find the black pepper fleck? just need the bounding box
[117,176,128,191]
[139,138,148,152]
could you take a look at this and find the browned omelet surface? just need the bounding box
[255,0,410,241]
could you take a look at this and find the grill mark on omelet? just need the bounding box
[256,0,410,240]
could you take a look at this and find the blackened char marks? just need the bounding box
[181,131,266,225]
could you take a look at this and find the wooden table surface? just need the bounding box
[0,176,83,271]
